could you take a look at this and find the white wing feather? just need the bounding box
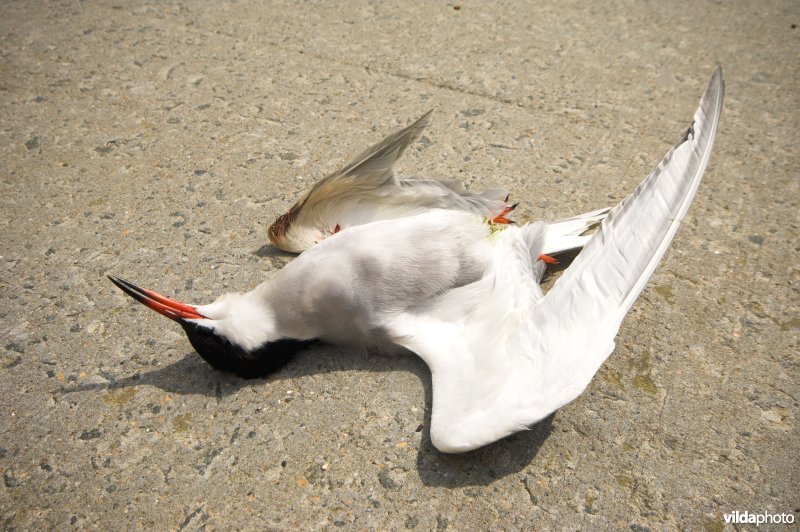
[390,68,724,452]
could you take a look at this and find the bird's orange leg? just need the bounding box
[538,254,559,265]
[491,203,519,224]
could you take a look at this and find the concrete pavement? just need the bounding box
[1,1,797,528]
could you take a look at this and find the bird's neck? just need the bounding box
[195,284,314,352]
[244,280,323,342]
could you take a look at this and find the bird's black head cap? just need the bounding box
[180,321,312,379]
[109,275,312,379]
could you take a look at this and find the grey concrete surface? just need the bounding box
[1,0,797,529]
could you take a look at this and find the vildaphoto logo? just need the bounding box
[723,510,796,526]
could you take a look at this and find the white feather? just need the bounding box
[543,206,611,255]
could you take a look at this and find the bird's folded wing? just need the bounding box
[390,68,724,453]
[299,109,434,206]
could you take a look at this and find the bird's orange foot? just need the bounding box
[491,203,518,225]
[538,254,559,265]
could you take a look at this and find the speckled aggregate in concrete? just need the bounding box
[1,1,798,529]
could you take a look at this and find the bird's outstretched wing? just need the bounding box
[301,109,434,206]
[389,68,724,453]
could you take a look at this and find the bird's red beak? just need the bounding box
[108,276,206,321]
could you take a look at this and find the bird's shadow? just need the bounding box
[64,344,554,487]
[252,244,294,259]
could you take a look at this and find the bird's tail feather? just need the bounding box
[542,206,611,255]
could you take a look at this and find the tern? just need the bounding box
[268,109,553,253]
[110,68,723,453]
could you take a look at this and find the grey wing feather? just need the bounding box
[304,109,434,200]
